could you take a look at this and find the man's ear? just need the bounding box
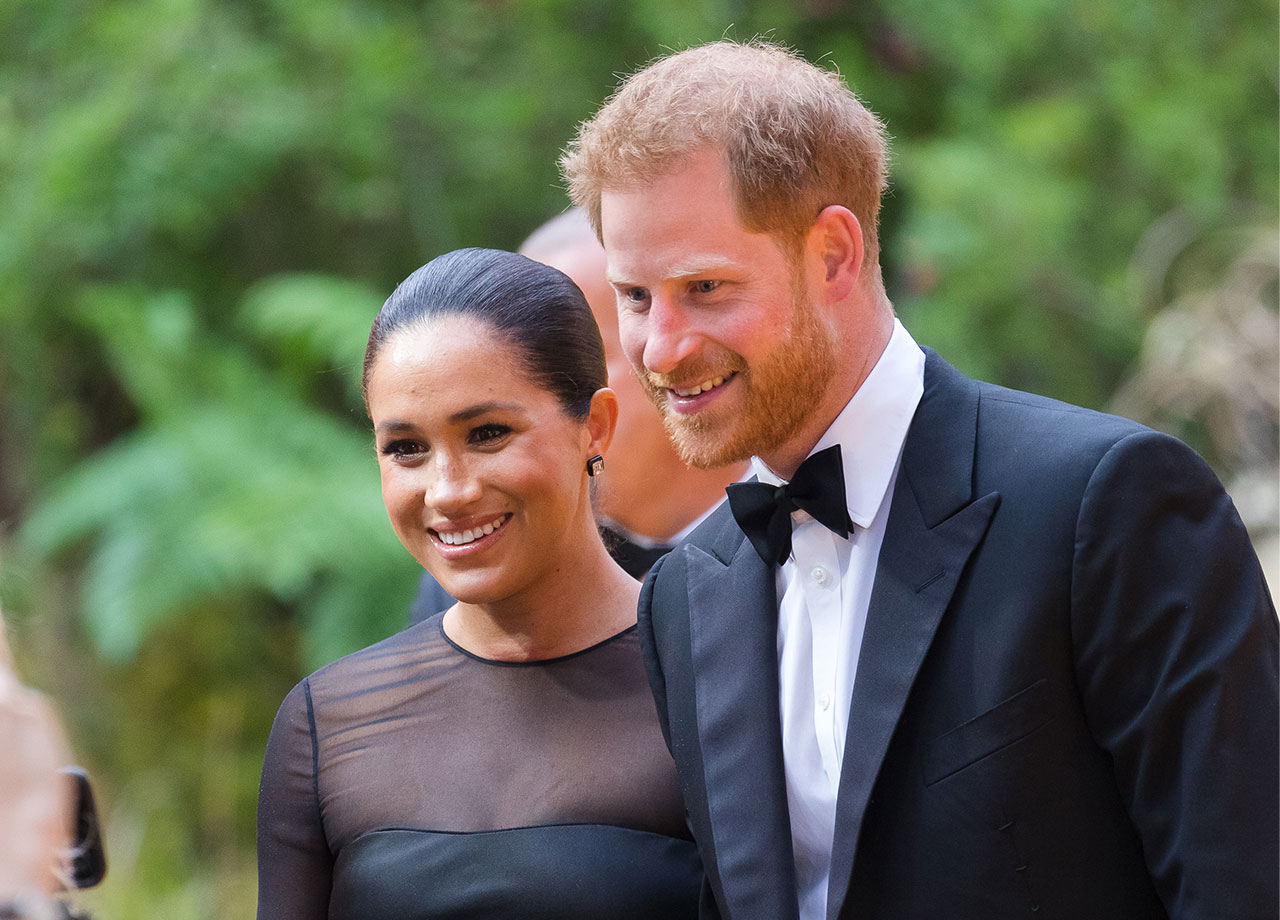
[584,387,620,463]
[806,205,864,303]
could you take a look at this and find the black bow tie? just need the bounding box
[726,445,853,567]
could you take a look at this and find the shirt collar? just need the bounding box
[750,318,925,530]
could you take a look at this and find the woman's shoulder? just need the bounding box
[302,613,450,709]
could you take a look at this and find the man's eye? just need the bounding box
[692,279,720,294]
[622,287,650,305]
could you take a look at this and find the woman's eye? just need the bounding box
[380,439,425,461]
[471,424,511,445]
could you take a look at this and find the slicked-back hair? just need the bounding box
[362,248,607,419]
[560,40,890,263]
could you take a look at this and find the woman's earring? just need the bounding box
[586,455,604,477]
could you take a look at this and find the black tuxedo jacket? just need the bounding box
[638,350,1278,920]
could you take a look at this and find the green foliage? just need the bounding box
[1,0,1274,914]
[859,0,1279,406]
[21,282,418,665]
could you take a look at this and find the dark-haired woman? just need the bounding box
[255,249,701,919]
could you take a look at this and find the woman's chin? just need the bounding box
[429,569,517,609]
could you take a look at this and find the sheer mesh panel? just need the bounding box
[257,614,696,919]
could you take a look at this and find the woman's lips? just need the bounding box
[430,513,511,551]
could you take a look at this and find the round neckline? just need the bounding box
[437,615,637,667]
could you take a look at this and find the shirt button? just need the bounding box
[818,693,832,711]
[810,565,831,586]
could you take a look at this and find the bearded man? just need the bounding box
[561,40,1278,920]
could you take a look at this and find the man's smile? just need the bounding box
[671,375,729,398]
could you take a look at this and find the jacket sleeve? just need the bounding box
[256,679,332,920]
[1070,429,1278,920]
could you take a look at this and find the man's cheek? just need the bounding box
[617,317,649,374]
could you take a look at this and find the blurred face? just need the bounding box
[367,316,606,605]
[601,149,837,470]
[0,661,72,898]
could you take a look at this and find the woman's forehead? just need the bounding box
[367,317,546,419]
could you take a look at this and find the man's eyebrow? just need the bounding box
[667,256,739,277]
[607,257,740,285]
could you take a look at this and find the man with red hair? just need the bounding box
[563,39,1278,920]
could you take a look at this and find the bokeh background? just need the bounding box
[1,1,1276,915]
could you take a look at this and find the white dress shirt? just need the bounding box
[749,319,924,920]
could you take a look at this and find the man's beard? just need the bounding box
[640,295,838,470]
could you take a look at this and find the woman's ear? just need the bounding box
[584,387,619,463]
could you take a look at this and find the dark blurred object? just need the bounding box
[58,768,106,891]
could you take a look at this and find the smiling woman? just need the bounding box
[370,312,615,630]
[255,249,702,920]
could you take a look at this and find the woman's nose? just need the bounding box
[425,457,483,512]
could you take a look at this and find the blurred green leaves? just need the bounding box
[836,0,1279,406]
[20,280,415,665]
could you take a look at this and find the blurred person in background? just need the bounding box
[257,248,701,919]
[409,210,747,623]
[0,606,76,919]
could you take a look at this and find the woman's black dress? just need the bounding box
[256,613,702,919]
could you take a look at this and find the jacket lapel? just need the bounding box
[685,531,801,920]
[825,351,1000,920]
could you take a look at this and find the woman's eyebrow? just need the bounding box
[375,402,529,435]
[448,402,526,423]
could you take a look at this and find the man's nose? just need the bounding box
[641,295,701,376]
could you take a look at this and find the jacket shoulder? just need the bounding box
[924,347,1149,454]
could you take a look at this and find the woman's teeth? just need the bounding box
[672,376,726,398]
[438,516,507,546]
